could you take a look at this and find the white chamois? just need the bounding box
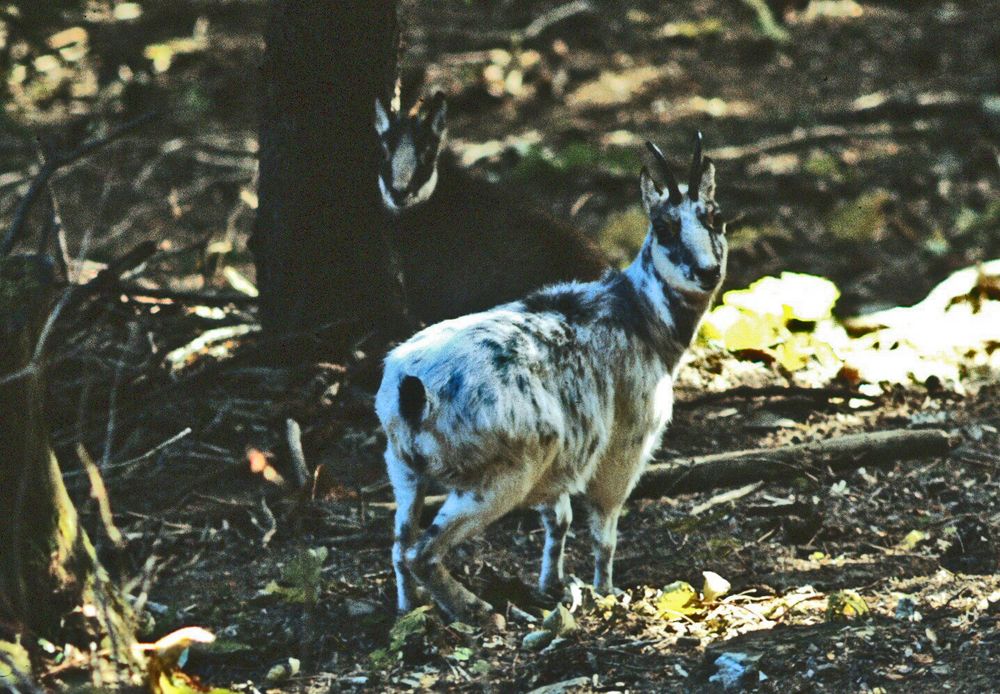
[375,134,727,621]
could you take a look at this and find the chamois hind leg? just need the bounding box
[406,472,530,622]
[586,502,622,594]
[386,451,426,613]
[537,494,572,595]
[585,453,648,594]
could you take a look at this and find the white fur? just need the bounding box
[377,143,725,620]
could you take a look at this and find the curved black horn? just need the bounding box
[645,141,682,205]
[688,131,704,201]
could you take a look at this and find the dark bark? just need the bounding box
[0,255,138,682]
[251,0,406,344]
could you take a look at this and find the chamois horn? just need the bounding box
[645,141,683,205]
[688,131,704,201]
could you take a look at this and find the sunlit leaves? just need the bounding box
[701,272,840,368]
[0,638,31,687]
[656,581,700,617]
[701,263,1000,387]
[826,590,870,621]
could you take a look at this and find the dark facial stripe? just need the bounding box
[641,244,703,347]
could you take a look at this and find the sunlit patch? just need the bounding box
[700,261,1000,388]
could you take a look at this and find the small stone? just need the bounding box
[522,630,555,651]
[701,571,731,602]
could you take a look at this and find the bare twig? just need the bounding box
[114,283,258,307]
[680,384,879,407]
[64,427,192,479]
[286,419,310,491]
[690,481,764,516]
[76,445,125,549]
[523,1,595,39]
[1,112,159,256]
[259,495,277,546]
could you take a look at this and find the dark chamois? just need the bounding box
[375,93,609,324]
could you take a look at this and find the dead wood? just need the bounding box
[679,384,877,407]
[114,283,258,307]
[709,121,933,162]
[634,428,955,497]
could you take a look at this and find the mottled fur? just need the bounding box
[375,136,727,621]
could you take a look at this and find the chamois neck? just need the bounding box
[623,235,716,362]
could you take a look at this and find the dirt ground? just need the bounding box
[3,0,1000,691]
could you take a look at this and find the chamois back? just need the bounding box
[393,154,609,323]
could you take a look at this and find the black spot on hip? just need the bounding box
[399,375,426,429]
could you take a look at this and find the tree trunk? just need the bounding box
[251,0,406,345]
[0,255,139,684]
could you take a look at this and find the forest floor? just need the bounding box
[2,0,1000,691]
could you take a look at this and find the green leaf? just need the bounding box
[826,590,870,621]
[449,647,474,662]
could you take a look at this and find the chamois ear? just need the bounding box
[424,91,447,140]
[375,98,391,137]
[699,157,716,201]
[639,167,662,216]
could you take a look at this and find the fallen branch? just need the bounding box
[114,283,258,307]
[679,384,877,407]
[373,429,954,514]
[634,428,955,497]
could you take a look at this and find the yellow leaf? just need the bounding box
[775,333,813,371]
[826,590,870,621]
[777,272,841,321]
[898,529,928,551]
[702,305,783,351]
[656,581,699,618]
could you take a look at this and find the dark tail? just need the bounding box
[398,375,426,429]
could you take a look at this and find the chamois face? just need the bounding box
[375,92,447,214]
[640,136,726,294]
